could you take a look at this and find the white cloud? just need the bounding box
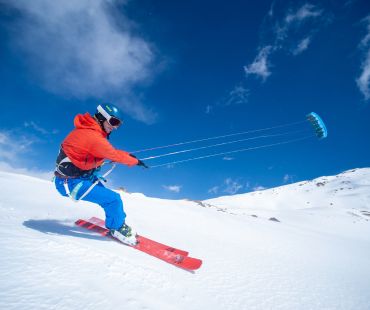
[344,0,357,8]
[24,121,58,135]
[224,84,250,105]
[209,178,244,196]
[360,17,370,46]
[245,3,325,80]
[268,1,275,17]
[164,164,175,169]
[205,105,213,114]
[0,130,35,162]
[209,83,250,114]
[356,16,370,101]
[292,37,311,55]
[163,185,182,193]
[0,132,7,144]
[244,46,273,81]
[283,174,294,183]
[274,3,324,45]
[2,0,157,123]
[253,186,266,191]
[0,161,53,180]
[208,186,219,194]
[284,4,323,25]
[0,130,51,179]
[224,178,243,195]
[356,52,370,100]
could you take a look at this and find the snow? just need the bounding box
[1,168,370,309]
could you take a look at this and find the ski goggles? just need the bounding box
[97,105,122,127]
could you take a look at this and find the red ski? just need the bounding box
[75,218,202,271]
[88,217,188,256]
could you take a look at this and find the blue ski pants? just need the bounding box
[54,176,125,230]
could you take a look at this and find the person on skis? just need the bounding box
[54,103,147,245]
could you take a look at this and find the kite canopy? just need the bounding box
[307,112,328,139]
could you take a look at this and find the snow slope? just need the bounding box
[0,168,370,310]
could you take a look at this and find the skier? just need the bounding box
[54,103,147,245]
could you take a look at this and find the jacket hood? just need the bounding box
[74,113,107,137]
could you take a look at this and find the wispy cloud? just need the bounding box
[163,185,182,193]
[205,105,213,114]
[283,174,295,184]
[208,186,219,194]
[209,178,244,195]
[284,4,323,25]
[24,121,58,135]
[291,36,311,55]
[0,161,53,180]
[0,130,35,162]
[224,84,250,105]
[208,83,250,113]
[2,0,157,123]
[253,185,266,191]
[224,178,243,194]
[274,3,324,44]
[245,2,327,80]
[343,0,358,8]
[0,129,54,180]
[0,128,57,179]
[356,15,370,101]
[268,1,275,17]
[244,46,273,81]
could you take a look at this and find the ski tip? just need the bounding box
[180,258,202,271]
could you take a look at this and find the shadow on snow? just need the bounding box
[23,219,108,241]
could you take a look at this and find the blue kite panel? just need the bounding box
[307,112,328,139]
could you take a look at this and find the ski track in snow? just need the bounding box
[0,169,370,309]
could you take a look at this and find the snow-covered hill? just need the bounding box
[0,168,370,310]
[205,168,370,230]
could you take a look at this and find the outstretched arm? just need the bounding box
[89,138,139,167]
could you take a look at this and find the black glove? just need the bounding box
[137,159,149,168]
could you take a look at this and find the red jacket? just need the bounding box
[62,113,138,170]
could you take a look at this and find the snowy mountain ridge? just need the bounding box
[0,168,369,309]
[204,168,370,220]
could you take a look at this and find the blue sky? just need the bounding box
[0,0,369,199]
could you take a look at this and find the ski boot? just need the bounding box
[110,223,138,246]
